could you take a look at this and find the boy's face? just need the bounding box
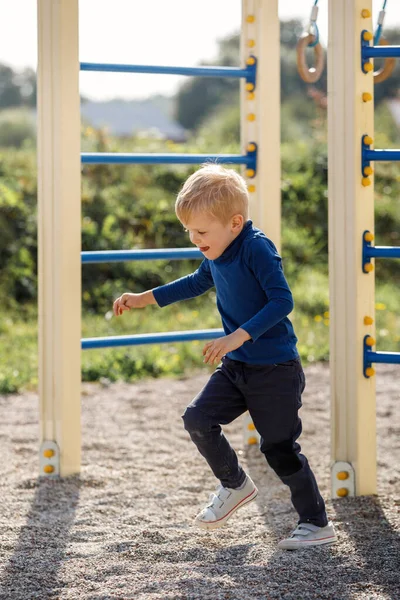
[183,213,244,260]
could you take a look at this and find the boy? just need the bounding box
[113,165,337,550]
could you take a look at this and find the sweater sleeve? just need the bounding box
[152,259,214,307]
[240,238,294,342]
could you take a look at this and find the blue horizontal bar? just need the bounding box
[364,246,400,260]
[364,149,400,162]
[80,62,249,79]
[81,153,250,166]
[363,45,400,58]
[366,350,400,365]
[82,329,225,349]
[82,248,202,263]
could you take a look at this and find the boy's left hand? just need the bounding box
[203,328,251,365]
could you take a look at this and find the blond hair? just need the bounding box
[175,164,249,225]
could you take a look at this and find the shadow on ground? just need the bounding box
[0,476,80,600]
[244,452,400,600]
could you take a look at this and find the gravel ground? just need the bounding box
[0,362,399,600]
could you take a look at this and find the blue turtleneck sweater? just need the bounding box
[152,220,299,364]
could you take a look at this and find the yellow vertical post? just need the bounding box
[37,0,81,476]
[241,0,280,446]
[328,0,376,496]
[241,0,281,251]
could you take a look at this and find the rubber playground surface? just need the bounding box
[0,363,399,600]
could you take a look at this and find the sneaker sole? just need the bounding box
[278,535,338,550]
[194,487,258,531]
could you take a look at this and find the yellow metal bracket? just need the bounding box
[331,461,355,498]
[39,440,60,476]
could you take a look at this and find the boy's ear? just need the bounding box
[231,214,244,231]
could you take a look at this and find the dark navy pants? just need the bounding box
[182,356,328,527]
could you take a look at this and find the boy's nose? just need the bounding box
[190,233,201,245]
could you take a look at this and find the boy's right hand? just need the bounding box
[113,291,155,316]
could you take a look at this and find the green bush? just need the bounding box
[1,100,400,392]
[0,108,35,148]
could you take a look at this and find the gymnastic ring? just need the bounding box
[296,33,325,84]
[374,37,397,84]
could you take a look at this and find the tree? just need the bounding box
[0,64,22,108]
[174,33,240,131]
[13,67,36,107]
[0,63,36,109]
[174,21,400,132]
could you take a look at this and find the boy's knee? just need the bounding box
[182,405,210,434]
[261,439,303,476]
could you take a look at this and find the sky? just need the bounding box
[1,0,400,101]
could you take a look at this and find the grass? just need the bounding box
[1,272,400,394]
[0,312,38,393]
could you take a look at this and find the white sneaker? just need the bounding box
[194,475,258,530]
[278,521,337,550]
